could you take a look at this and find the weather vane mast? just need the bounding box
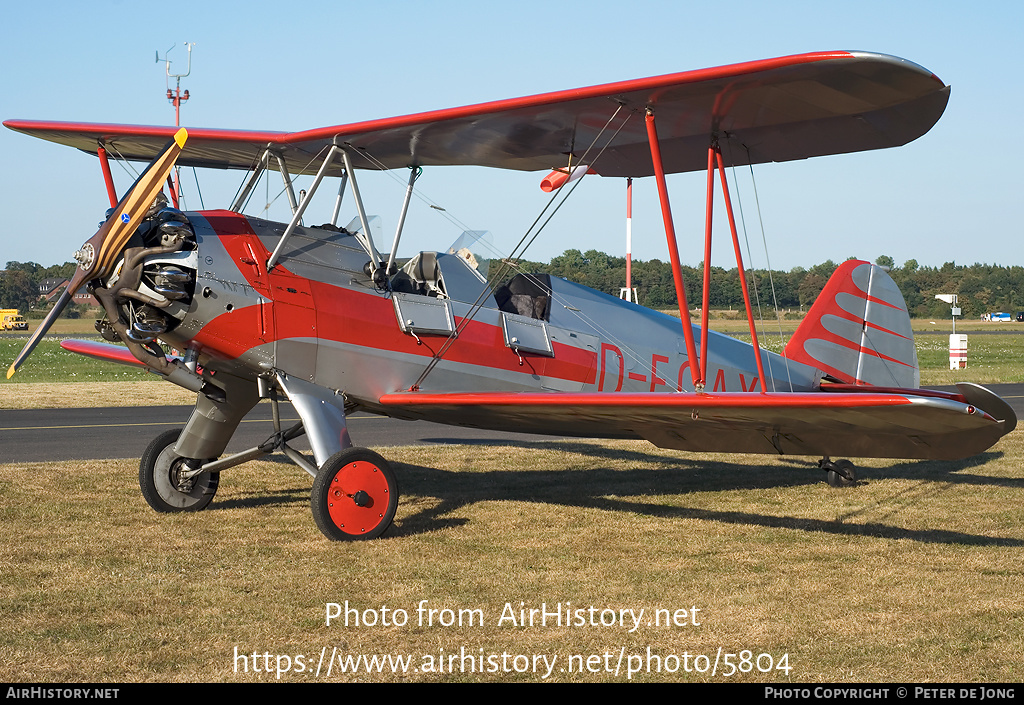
[155,42,194,207]
[156,42,194,127]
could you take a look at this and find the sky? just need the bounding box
[1,0,1021,273]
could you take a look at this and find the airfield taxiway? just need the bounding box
[4,384,1022,463]
[1,403,562,463]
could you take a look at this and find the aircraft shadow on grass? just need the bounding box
[212,440,1022,546]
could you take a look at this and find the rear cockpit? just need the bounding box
[494,273,551,321]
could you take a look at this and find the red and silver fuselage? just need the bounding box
[165,211,818,412]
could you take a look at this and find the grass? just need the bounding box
[726,331,1024,385]
[0,380,196,409]
[3,311,1022,682]
[1,436,1022,682]
[0,338,201,409]
[915,335,1024,385]
[0,339,153,384]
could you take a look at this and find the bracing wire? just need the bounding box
[724,144,769,389]
[735,143,794,392]
[257,110,650,390]
[192,167,205,210]
[232,145,336,220]
[106,144,141,180]
[265,145,336,219]
[346,148,479,236]
[725,144,775,391]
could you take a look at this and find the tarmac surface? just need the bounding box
[2,384,1022,464]
[0,403,562,463]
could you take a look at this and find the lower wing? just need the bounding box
[379,387,1014,461]
[60,339,1014,461]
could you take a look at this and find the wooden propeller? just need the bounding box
[7,128,187,379]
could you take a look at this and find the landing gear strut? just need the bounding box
[819,456,857,487]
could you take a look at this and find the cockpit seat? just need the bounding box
[391,252,445,297]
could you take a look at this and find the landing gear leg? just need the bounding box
[311,448,399,541]
[819,456,857,487]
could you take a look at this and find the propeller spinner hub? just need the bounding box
[73,243,95,270]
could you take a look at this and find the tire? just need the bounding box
[311,447,399,541]
[139,429,219,512]
[826,458,857,488]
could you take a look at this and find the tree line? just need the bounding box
[4,254,1022,320]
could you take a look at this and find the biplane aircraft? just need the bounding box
[6,51,1016,540]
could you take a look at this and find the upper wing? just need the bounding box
[377,387,1010,461]
[5,51,948,178]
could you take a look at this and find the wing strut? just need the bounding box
[385,166,421,276]
[330,170,349,226]
[267,144,339,271]
[273,151,300,215]
[96,144,118,208]
[340,147,384,268]
[230,147,271,213]
[166,174,179,209]
[711,140,767,393]
[645,110,769,393]
[645,109,702,390]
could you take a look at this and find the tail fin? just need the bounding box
[785,260,919,388]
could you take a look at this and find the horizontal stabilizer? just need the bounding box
[59,339,177,370]
[60,339,148,368]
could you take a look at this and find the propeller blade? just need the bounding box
[6,128,188,379]
[6,286,75,379]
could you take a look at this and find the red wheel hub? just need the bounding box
[325,461,391,535]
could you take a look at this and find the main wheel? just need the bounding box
[139,429,219,512]
[311,448,399,541]
[826,458,857,488]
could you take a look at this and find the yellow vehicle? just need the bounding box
[0,309,29,331]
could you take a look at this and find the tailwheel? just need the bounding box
[311,448,399,541]
[139,429,219,512]
[820,457,857,488]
